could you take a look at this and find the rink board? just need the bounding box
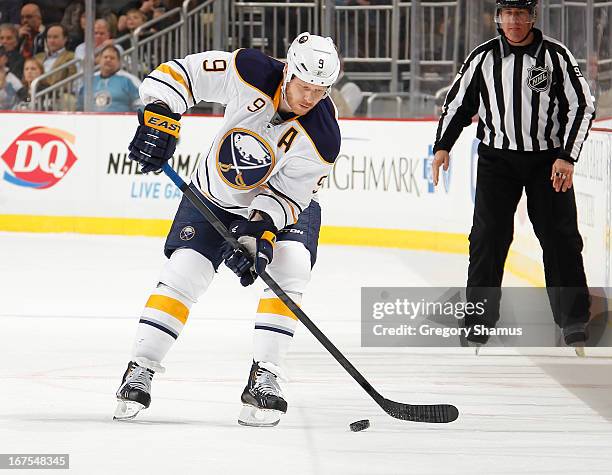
[0,112,610,286]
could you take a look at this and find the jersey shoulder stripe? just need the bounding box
[460,37,497,72]
[296,97,341,164]
[234,48,284,99]
[541,35,571,52]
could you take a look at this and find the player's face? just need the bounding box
[286,76,328,115]
[499,8,534,44]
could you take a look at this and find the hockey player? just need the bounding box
[114,33,341,426]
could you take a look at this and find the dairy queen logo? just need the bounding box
[526,66,552,92]
[0,127,78,189]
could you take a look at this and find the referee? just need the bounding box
[431,0,595,347]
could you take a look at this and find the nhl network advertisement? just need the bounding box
[0,112,610,291]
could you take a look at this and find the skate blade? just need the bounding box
[113,399,145,421]
[238,404,281,427]
[574,346,586,358]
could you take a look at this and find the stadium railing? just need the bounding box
[27,0,612,118]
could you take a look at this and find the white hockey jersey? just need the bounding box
[139,48,341,231]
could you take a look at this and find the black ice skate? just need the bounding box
[563,322,589,357]
[238,361,287,427]
[113,357,164,420]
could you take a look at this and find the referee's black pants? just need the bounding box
[465,143,589,333]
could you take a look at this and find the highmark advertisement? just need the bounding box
[0,113,610,288]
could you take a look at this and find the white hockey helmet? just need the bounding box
[284,32,341,94]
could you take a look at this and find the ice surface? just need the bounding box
[1,233,612,474]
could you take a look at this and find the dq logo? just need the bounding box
[0,127,78,189]
[216,128,275,190]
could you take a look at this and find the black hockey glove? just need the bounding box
[223,214,277,287]
[128,102,181,173]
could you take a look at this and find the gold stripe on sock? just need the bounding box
[145,294,189,324]
[256,298,298,321]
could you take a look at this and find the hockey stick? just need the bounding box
[162,163,459,423]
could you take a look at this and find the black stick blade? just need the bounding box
[382,399,459,423]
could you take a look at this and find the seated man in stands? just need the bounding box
[0,23,25,79]
[78,45,141,112]
[34,23,76,86]
[18,3,45,58]
[74,18,123,67]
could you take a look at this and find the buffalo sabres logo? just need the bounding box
[216,128,275,189]
[298,34,309,44]
[179,225,195,241]
[527,66,552,92]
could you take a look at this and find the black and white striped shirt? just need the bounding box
[434,28,595,162]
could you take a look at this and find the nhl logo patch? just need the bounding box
[527,66,552,92]
[179,226,196,241]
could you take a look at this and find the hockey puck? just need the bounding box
[349,419,370,432]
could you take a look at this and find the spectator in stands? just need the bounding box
[74,18,122,65]
[152,0,181,31]
[126,8,148,33]
[117,8,148,38]
[78,45,141,112]
[34,23,76,85]
[118,9,154,51]
[0,64,19,109]
[102,10,119,38]
[61,0,84,50]
[13,56,46,109]
[0,47,23,89]
[0,47,22,108]
[18,3,45,58]
[0,23,25,79]
[139,0,163,21]
[0,1,23,25]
